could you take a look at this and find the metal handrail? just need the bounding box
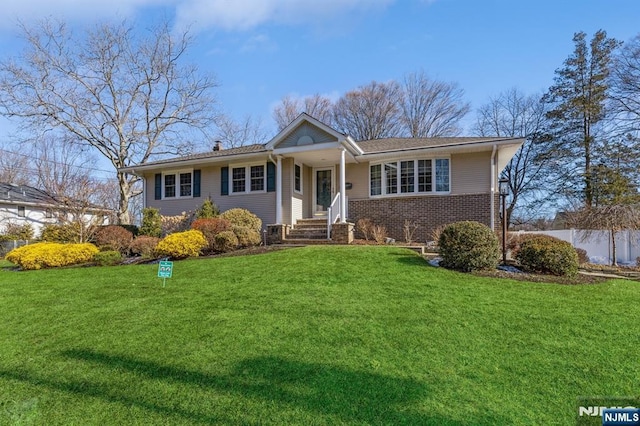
[327,193,341,239]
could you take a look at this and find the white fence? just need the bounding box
[514,229,640,265]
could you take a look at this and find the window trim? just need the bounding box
[369,157,451,197]
[162,169,194,199]
[293,163,303,195]
[229,162,267,195]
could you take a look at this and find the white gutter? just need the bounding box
[490,145,497,231]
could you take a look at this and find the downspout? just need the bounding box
[490,145,497,231]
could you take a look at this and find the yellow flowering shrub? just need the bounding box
[155,230,207,259]
[6,242,100,270]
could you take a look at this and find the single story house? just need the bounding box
[121,114,524,243]
[0,182,111,238]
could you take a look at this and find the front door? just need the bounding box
[314,168,333,215]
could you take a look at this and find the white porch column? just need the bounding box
[340,148,346,223]
[276,156,283,224]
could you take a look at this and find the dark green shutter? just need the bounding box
[154,173,162,200]
[267,162,275,192]
[193,169,201,197]
[221,167,229,196]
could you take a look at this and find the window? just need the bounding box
[17,206,25,217]
[230,164,266,194]
[179,173,192,197]
[294,164,302,193]
[435,159,450,192]
[400,161,414,193]
[385,163,398,195]
[164,175,176,198]
[370,158,449,196]
[232,167,246,193]
[163,170,193,198]
[250,165,265,191]
[418,159,432,192]
[370,164,382,196]
[45,209,53,218]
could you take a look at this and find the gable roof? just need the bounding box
[0,183,59,206]
[132,144,269,168]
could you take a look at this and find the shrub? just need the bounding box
[356,218,373,241]
[232,225,261,248]
[515,235,579,276]
[403,220,419,244]
[195,198,220,219]
[1,223,34,241]
[40,223,82,243]
[191,218,231,252]
[6,242,99,270]
[161,212,192,236]
[438,221,500,272]
[371,225,388,244]
[219,208,262,233]
[129,236,161,258]
[140,208,162,238]
[576,248,589,264]
[155,230,207,259]
[93,250,123,266]
[507,233,547,258]
[119,224,139,237]
[94,225,134,254]
[213,230,239,253]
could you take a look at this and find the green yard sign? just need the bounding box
[158,260,173,287]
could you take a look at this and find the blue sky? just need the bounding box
[1,0,640,137]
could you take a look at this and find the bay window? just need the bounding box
[370,158,449,196]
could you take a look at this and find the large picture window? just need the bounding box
[231,164,266,194]
[370,158,449,196]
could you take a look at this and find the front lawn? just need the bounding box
[0,246,637,424]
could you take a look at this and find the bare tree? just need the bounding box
[610,34,640,134]
[333,81,402,140]
[474,88,550,227]
[0,18,219,224]
[0,144,30,185]
[400,71,470,137]
[214,114,268,148]
[272,94,334,130]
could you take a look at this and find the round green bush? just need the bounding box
[232,225,262,248]
[515,235,579,276]
[213,230,239,253]
[93,250,123,266]
[219,208,262,233]
[155,230,207,260]
[438,221,500,272]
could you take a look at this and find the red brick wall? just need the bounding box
[349,193,498,243]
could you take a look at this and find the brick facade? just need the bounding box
[349,193,499,243]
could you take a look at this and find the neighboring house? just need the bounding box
[0,182,111,238]
[121,114,524,242]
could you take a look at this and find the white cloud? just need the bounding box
[0,0,399,34]
[175,0,396,33]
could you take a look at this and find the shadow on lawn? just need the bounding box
[0,349,508,425]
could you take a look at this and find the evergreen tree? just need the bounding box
[543,30,620,207]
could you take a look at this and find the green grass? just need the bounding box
[0,246,638,425]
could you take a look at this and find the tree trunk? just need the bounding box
[117,172,131,225]
[610,229,617,266]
